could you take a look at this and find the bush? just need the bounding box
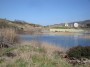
[0,21,10,28]
[67,46,90,59]
[0,28,19,48]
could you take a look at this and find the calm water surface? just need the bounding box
[20,34,90,48]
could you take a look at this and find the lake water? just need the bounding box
[20,34,90,48]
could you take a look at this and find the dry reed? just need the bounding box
[0,28,19,48]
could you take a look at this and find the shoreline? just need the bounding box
[42,32,78,35]
[42,32,90,39]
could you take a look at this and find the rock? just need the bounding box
[67,57,90,66]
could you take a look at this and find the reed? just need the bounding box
[0,28,19,48]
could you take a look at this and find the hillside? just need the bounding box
[0,18,42,34]
[48,20,90,28]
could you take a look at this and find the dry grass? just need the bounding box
[0,41,72,67]
[0,40,89,67]
[21,41,66,55]
[0,28,19,48]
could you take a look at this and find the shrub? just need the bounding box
[0,21,10,28]
[67,46,90,59]
[0,28,19,48]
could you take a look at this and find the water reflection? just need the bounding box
[74,34,79,47]
[20,34,90,48]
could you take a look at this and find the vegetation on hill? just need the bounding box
[0,18,42,34]
[48,20,90,29]
[0,18,41,27]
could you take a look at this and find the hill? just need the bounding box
[0,18,42,34]
[47,20,90,28]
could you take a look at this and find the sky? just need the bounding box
[0,0,90,25]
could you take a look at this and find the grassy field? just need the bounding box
[0,41,69,67]
[0,41,89,67]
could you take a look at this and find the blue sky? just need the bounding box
[0,0,90,25]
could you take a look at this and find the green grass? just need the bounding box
[0,58,5,64]
[19,45,33,52]
[6,59,28,67]
[32,55,56,67]
[0,47,15,57]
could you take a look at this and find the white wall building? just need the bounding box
[65,23,68,27]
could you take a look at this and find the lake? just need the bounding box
[20,34,90,48]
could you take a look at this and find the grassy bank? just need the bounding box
[0,41,71,67]
[0,41,89,67]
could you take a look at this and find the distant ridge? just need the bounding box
[48,20,90,28]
